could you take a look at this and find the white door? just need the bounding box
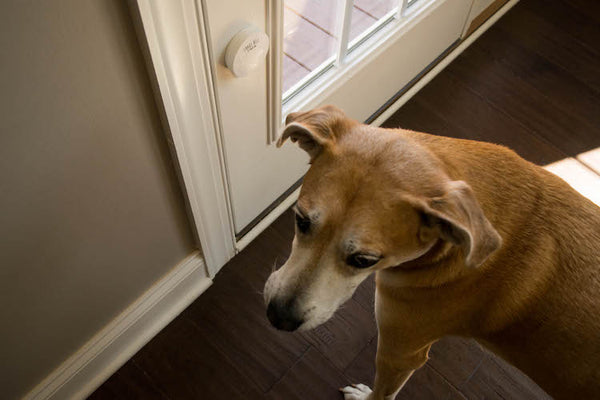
[203,0,474,239]
[134,0,516,273]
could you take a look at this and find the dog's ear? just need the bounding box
[276,105,349,162]
[276,122,327,161]
[416,181,502,268]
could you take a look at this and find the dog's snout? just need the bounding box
[266,299,303,332]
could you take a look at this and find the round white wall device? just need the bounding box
[225,27,270,77]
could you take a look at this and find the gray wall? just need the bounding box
[0,1,196,398]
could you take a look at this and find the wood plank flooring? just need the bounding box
[91,1,599,398]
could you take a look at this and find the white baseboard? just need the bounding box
[24,251,212,400]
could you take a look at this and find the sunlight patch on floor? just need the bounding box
[544,148,600,207]
[577,147,600,176]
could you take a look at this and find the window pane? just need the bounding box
[349,0,397,44]
[282,0,342,94]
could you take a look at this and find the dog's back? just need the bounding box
[410,130,600,398]
[486,171,600,399]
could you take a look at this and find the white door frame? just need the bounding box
[132,0,519,276]
[132,0,236,276]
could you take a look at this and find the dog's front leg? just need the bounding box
[341,337,431,400]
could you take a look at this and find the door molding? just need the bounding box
[132,0,235,276]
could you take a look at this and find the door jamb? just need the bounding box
[132,0,235,276]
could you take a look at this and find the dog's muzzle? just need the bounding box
[266,298,303,332]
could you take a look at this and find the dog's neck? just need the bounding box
[377,239,475,291]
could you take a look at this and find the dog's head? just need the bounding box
[264,105,501,331]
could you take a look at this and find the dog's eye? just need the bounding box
[295,212,311,234]
[347,253,380,269]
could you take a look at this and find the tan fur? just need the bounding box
[264,105,600,400]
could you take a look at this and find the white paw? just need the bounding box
[340,383,373,400]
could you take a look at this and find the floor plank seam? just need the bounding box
[425,363,469,400]
[463,354,486,384]
[308,339,358,379]
[521,0,600,58]
[496,24,600,100]
[342,334,377,378]
[353,4,378,20]
[444,68,572,159]
[285,5,335,37]
[483,35,600,122]
[283,51,312,74]
[183,316,269,396]
[576,159,600,179]
[409,68,557,159]
[425,350,485,399]
[264,344,313,395]
[457,354,511,400]
[131,359,174,400]
[353,301,375,318]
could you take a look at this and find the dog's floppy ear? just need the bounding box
[276,105,349,162]
[276,122,327,161]
[416,181,502,268]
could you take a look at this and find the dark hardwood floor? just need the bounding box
[90,0,600,398]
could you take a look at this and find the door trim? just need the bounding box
[132,0,235,276]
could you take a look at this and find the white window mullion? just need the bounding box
[267,0,283,144]
[336,0,354,66]
[398,0,409,18]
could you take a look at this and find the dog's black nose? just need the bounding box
[267,299,303,331]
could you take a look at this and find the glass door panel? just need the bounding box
[351,0,398,41]
[281,0,429,106]
[281,0,403,106]
[353,0,398,19]
[282,0,342,95]
[348,0,399,53]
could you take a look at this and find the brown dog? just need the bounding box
[263,105,600,399]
